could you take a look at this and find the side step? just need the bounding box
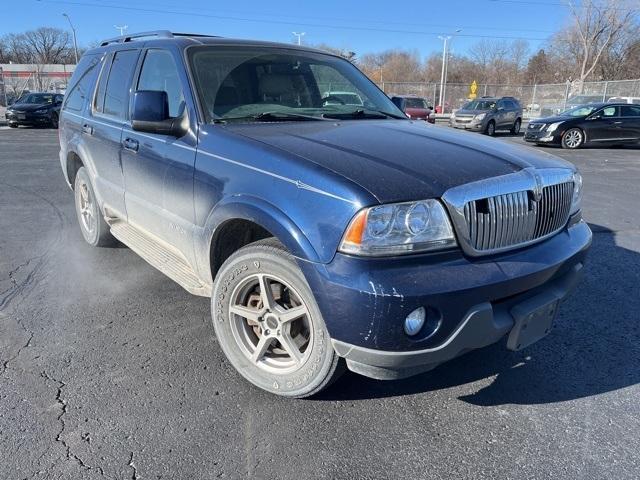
[110,222,212,297]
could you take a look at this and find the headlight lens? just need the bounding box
[339,199,457,256]
[474,113,486,120]
[571,171,583,214]
[546,121,563,133]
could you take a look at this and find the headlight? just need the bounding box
[34,108,49,114]
[546,122,563,133]
[570,171,583,214]
[474,113,486,121]
[339,199,457,256]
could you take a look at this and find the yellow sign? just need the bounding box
[469,80,478,99]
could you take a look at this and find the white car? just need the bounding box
[607,96,640,104]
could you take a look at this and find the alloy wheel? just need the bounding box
[563,129,582,148]
[78,180,96,236]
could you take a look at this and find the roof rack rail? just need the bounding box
[100,30,219,47]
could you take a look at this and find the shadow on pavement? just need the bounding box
[316,224,640,405]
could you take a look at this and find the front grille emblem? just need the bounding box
[532,172,544,202]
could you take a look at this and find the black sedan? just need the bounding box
[525,103,640,149]
[5,92,64,129]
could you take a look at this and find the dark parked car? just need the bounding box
[450,96,522,135]
[58,31,591,397]
[391,95,435,123]
[525,103,640,149]
[5,92,64,128]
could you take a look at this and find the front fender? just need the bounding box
[194,195,321,282]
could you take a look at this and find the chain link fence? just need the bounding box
[381,79,640,117]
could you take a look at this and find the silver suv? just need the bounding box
[450,96,523,136]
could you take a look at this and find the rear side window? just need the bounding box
[102,49,139,120]
[137,49,185,118]
[63,54,101,112]
[621,105,640,117]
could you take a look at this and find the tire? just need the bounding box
[51,113,59,129]
[561,128,584,149]
[211,238,343,398]
[510,118,521,135]
[74,167,116,247]
[485,120,496,136]
[8,123,18,128]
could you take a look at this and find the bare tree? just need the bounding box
[1,27,74,64]
[565,0,638,88]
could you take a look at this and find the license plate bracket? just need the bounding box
[507,293,560,351]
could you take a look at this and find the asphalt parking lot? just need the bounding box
[1,126,639,479]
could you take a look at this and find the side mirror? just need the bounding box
[131,90,188,137]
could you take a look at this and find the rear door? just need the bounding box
[120,46,198,258]
[619,105,640,141]
[85,48,140,219]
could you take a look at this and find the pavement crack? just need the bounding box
[40,370,108,478]
[128,452,139,480]
[0,330,33,376]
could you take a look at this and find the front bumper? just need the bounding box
[450,119,484,131]
[524,127,560,144]
[5,111,52,126]
[301,219,592,380]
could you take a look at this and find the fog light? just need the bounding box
[404,307,426,336]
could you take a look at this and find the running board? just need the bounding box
[110,222,211,297]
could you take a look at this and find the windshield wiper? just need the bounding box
[322,109,405,120]
[214,111,329,123]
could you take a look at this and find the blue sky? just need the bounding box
[8,0,571,59]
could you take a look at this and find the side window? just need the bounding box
[621,105,640,117]
[102,49,139,120]
[137,49,185,118]
[602,106,617,117]
[63,54,101,112]
[93,53,113,114]
[497,100,507,110]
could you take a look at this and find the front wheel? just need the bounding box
[211,238,343,398]
[511,118,521,135]
[51,113,59,129]
[561,128,584,149]
[485,120,496,136]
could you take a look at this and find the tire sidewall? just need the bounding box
[486,121,495,136]
[513,119,521,134]
[211,245,336,397]
[74,168,100,246]
[562,128,583,149]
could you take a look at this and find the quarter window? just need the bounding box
[102,49,139,119]
[137,49,185,118]
[621,105,640,117]
[63,54,101,112]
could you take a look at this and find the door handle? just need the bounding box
[123,137,139,152]
[82,124,93,135]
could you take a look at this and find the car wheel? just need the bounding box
[74,167,116,247]
[486,120,496,136]
[561,128,584,149]
[8,123,18,128]
[51,113,59,129]
[211,238,343,398]
[511,118,521,135]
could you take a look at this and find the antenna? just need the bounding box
[114,24,129,36]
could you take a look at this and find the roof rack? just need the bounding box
[100,30,218,47]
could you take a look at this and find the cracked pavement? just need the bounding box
[1,128,639,479]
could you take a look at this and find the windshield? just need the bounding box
[560,105,599,116]
[188,46,404,122]
[17,93,55,104]
[404,97,428,109]
[462,99,496,110]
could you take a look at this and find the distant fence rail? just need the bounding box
[380,79,640,117]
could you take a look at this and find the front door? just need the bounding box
[120,47,198,260]
[586,105,619,142]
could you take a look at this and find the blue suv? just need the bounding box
[58,31,592,397]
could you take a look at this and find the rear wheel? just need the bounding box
[74,167,116,246]
[51,113,59,129]
[485,120,496,136]
[211,238,343,398]
[561,128,584,149]
[511,118,521,135]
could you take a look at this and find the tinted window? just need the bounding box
[463,100,496,110]
[64,54,101,112]
[621,105,640,117]
[137,49,185,118]
[404,97,428,109]
[601,106,617,117]
[103,49,139,119]
[93,53,112,114]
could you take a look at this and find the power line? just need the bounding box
[34,0,552,41]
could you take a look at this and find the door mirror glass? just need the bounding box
[131,90,187,137]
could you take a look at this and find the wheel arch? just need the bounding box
[66,150,85,189]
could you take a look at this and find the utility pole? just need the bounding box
[114,24,128,36]
[62,13,79,64]
[292,32,306,45]
[438,29,461,113]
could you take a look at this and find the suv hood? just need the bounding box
[225,120,573,203]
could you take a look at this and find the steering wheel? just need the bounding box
[321,95,346,106]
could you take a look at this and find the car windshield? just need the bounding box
[188,46,404,122]
[462,100,496,110]
[560,105,599,116]
[404,97,428,109]
[17,93,55,104]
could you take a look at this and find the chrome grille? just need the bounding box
[527,123,546,131]
[462,181,573,252]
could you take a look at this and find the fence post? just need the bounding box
[483,84,487,96]
[0,67,7,107]
[381,82,385,92]
[433,83,437,106]
[563,80,570,111]
[602,81,609,102]
[531,84,537,117]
